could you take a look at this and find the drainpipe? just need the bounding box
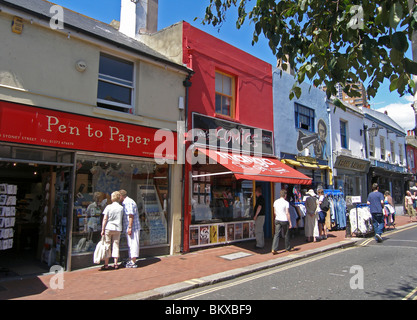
[326,100,334,188]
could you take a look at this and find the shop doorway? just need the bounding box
[256,182,272,239]
[0,161,70,278]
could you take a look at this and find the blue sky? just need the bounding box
[50,0,415,130]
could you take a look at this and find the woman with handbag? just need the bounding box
[100,191,124,270]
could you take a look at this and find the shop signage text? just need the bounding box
[0,101,176,160]
[192,113,274,156]
[335,156,369,172]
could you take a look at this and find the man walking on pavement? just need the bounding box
[271,189,293,254]
[367,183,385,243]
[253,186,265,249]
[120,189,141,268]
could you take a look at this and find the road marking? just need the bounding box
[177,224,417,300]
[403,286,417,300]
[359,224,417,247]
[359,238,374,247]
[176,247,354,300]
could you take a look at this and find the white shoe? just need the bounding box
[126,261,138,268]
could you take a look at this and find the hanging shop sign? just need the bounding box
[0,101,176,160]
[192,113,274,156]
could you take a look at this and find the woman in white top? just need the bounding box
[101,191,124,270]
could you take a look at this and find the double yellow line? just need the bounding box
[403,287,417,300]
[359,224,417,247]
[176,248,354,300]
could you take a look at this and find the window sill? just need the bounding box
[93,106,145,124]
[214,113,239,123]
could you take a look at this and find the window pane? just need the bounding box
[215,73,223,93]
[98,80,132,105]
[222,96,231,116]
[99,53,133,82]
[215,94,222,114]
[222,76,232,95]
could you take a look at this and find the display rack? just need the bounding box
[352,203,373,237]
[0,183,17,275]
[0,183,17,251]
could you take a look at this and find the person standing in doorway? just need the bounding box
[253,186,265,249]
[271,189,293,254]
[119,189,141,268]
[367,183,385,243]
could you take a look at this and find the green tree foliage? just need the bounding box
[202,0,417,100]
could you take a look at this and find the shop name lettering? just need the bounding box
[194,127,263,151]
[46,116,151,149]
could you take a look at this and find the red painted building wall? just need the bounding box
[182,22,273,131]
[181,22,273,252]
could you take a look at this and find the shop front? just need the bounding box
[0,100,177,272]
[280,154,332,190]
[185,114,311,250]
[368,160,408,205]
[333,154,370,202]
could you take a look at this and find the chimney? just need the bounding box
[119,0,158,38]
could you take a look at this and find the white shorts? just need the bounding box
[126,229,140,258]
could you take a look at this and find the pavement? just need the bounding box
[0,214,414,300]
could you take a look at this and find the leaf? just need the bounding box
[389,2,403,29]
[389,77,398,92]
[293,86,302,99]
[391,32,408,53]
[403,58,417,75]
[390,48,403,66]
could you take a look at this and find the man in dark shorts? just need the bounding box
[367,183,385,243]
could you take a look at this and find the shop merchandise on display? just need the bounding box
[0,184,17,251]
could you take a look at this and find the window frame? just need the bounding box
[97,52,135,113]
[294,103,315,133]
[339,120,348,149]
[380,136,385,160]
[214,71,236,118]
[369,135,375,158]
[390,140,395,163]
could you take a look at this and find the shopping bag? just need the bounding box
[93,236,110,264]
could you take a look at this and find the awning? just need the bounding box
[197,148,312,185]
[281,159,332,170]
[281,158,332,185]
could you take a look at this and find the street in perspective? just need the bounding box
[2,0,417,305]
[167,224,417,300]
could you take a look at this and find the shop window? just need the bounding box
[97,53,134,113]
[72,156,169,258]
[294,103,315,132]
[215,71,235,117]
[190,170,255,247]
[191,174,253,225]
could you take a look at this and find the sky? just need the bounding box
[49,0,416,131]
